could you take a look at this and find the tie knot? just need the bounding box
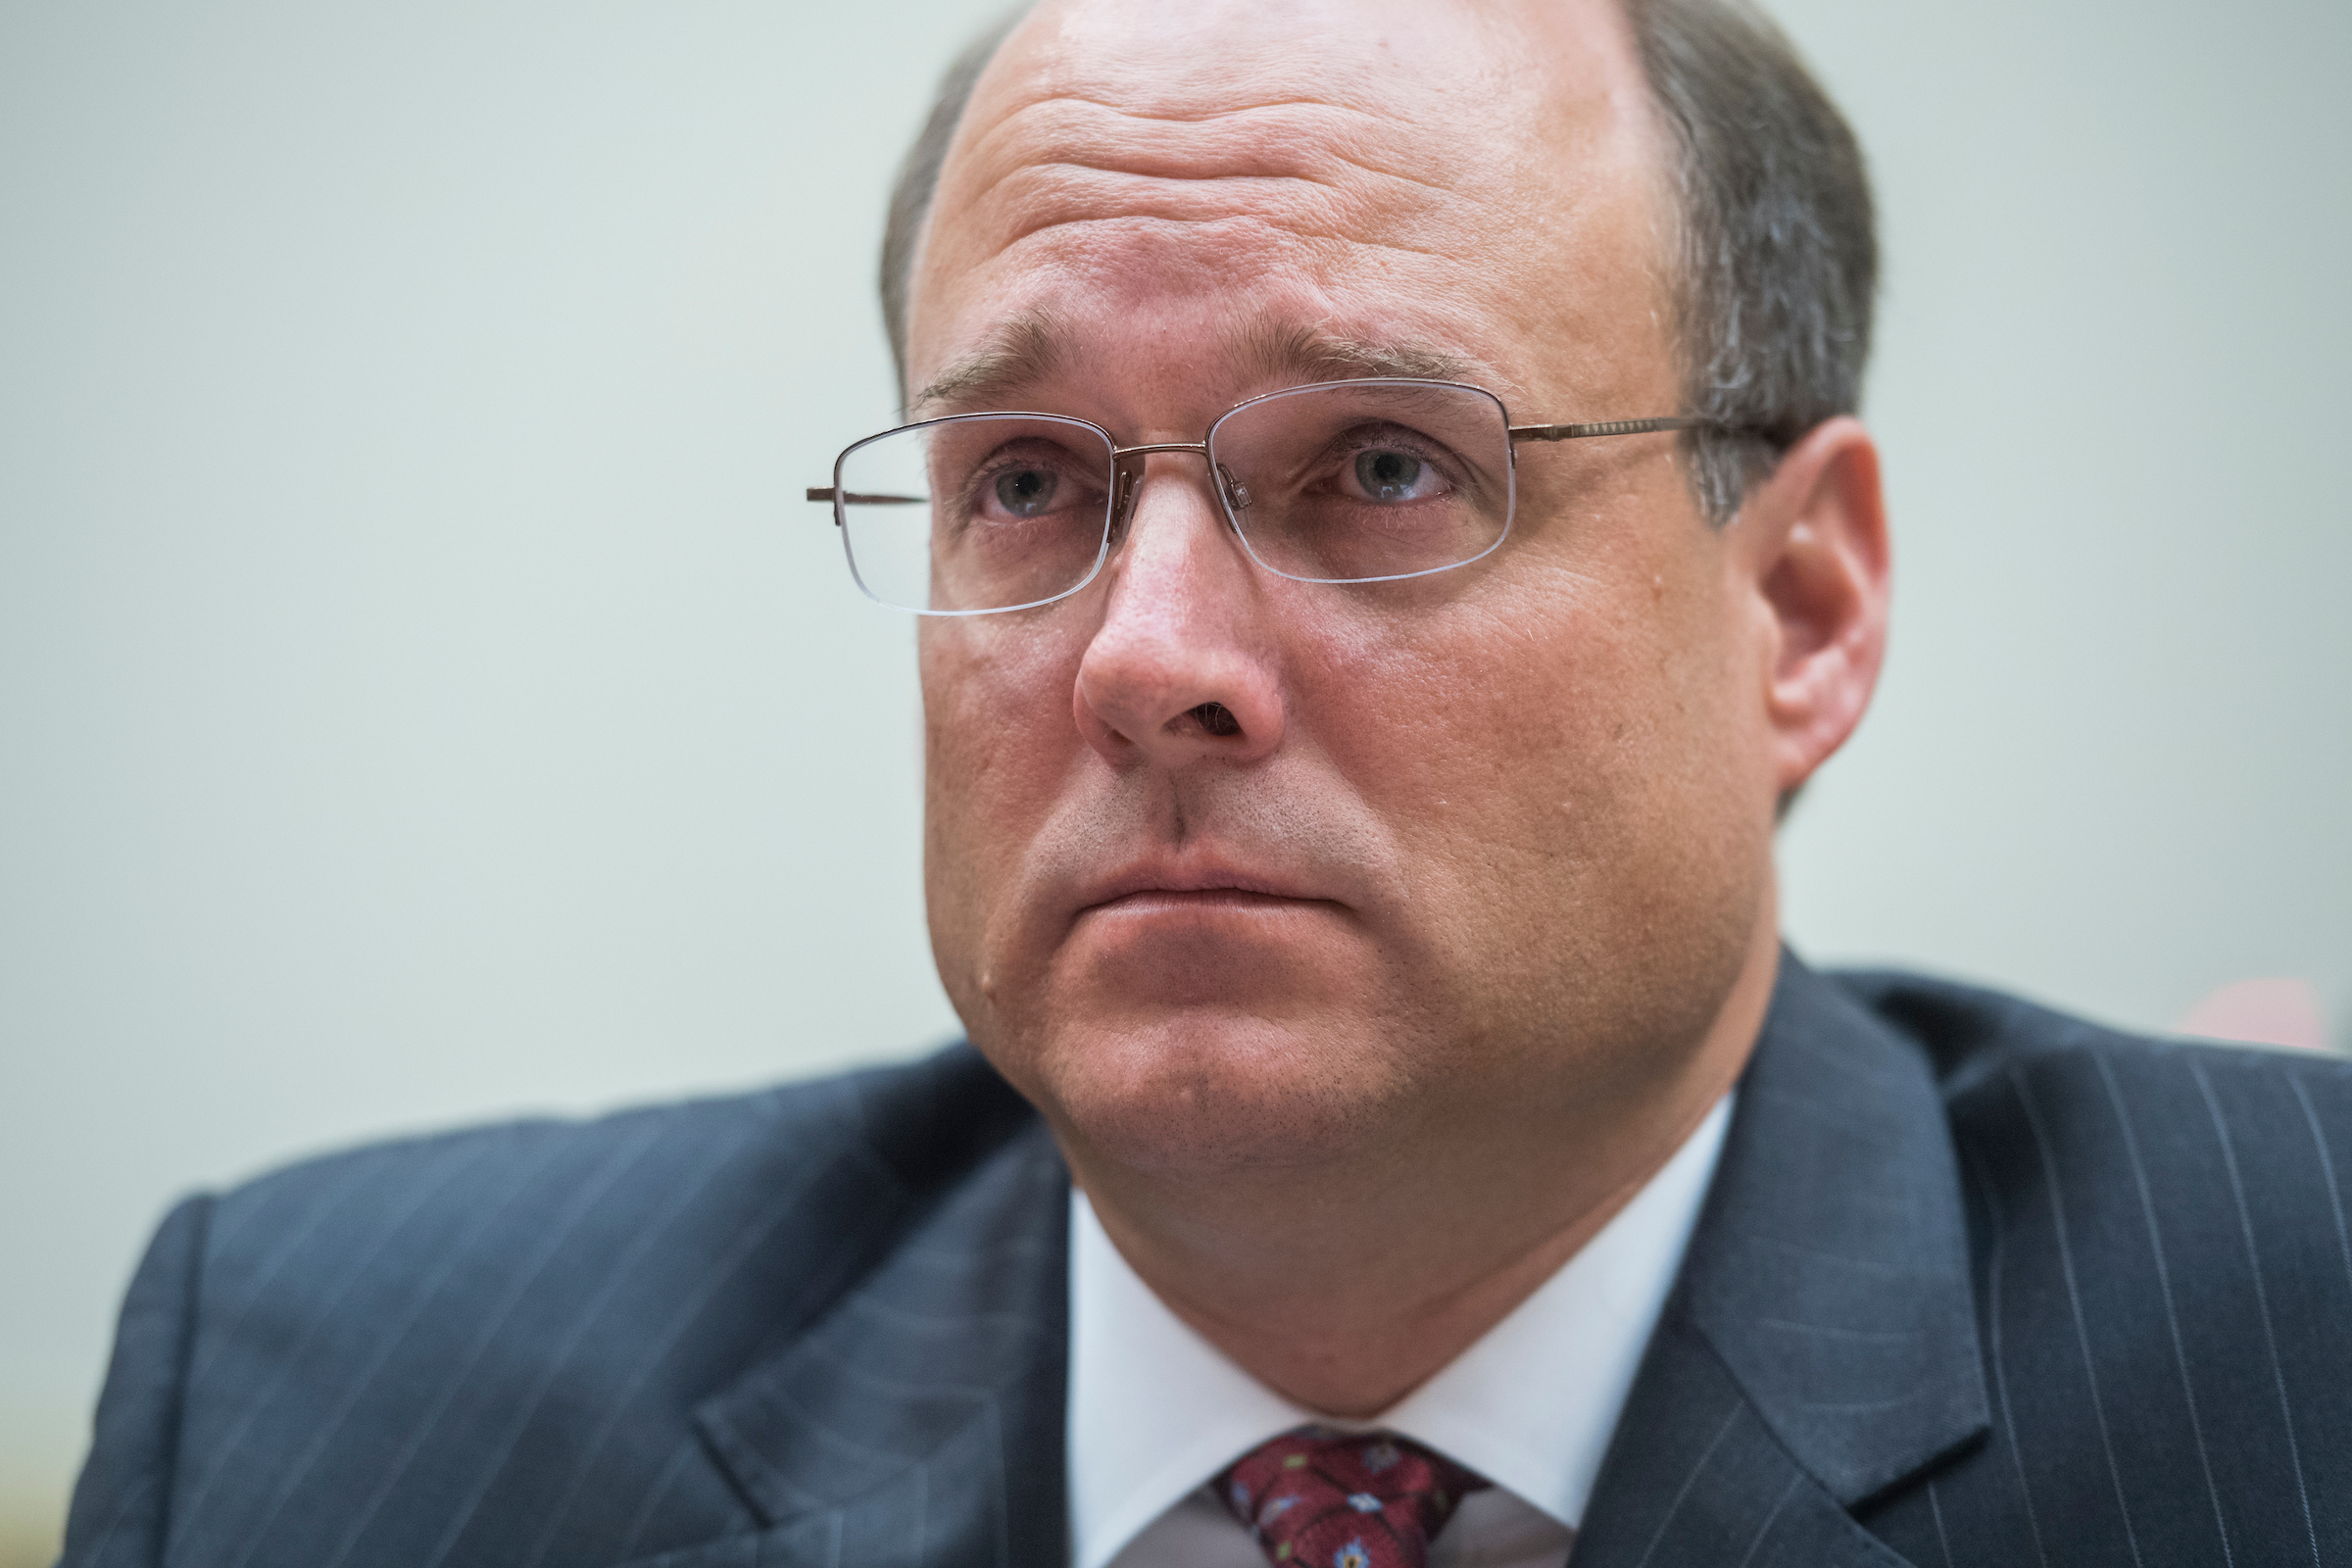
[1216,1427,1491,1568]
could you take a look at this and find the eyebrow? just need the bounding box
[907,312,1489,417]
[1238,319,1483,387]
[909,312,1068,415]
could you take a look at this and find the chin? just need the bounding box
[1010,1006,1420,1176]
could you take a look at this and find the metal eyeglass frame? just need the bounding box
[806,377,1747,616]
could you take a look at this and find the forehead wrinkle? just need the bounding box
[969,89,1460,192]
[1035,91,1403,130]
[947,89,1472,261]
[1003,210,1455,269]
[993,95,1457,196]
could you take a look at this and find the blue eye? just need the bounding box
[1353,449,1425,501]
[994,466,1059,517]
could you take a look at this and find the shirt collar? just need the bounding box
[1066,1092,1733,1568]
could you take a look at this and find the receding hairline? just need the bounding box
[903,1,1672,415]
[885,0,1876,529]
[911,310,1502,418]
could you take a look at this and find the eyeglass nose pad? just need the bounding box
[1215,463,1251,514]
[1109,456,1144,545]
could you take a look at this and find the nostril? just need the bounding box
[1188,702,1242,737]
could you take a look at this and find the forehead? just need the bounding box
[907,0,1674,414]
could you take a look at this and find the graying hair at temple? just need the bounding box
[875,0,1877,528]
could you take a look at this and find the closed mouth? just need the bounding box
[1084,886,1325,914]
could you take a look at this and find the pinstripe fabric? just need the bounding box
[678,1120,1068,1568]
[60,956,2352,1567]
[1848,973,2352,1568]
[1536,960,2352,1568]
[61,1048,1060,1568]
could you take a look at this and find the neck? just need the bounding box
[1064,918,1780,1419]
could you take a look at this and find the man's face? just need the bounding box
[907,0,1784,1177]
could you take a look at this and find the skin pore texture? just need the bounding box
[909,0,1889,1417]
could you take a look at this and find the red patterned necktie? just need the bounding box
[1216,1426,1491,1568]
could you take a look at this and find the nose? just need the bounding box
[1073,454,1286,770]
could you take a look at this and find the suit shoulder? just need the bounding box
[1834,964,2352,1109]
[1837,967,2351,1357]
[214,1039,1028,1231]
[1837,970,2352,1565]
[139,1043,1041,1565]
[1834,967,2352,1298]
[187,1041,1039,1393]
[104,1046,1045,1565]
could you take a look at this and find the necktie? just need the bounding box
[1217,1426,1491,1568]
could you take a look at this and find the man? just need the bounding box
[60,0,2352,1565]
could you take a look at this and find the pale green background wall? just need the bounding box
[4,0,2347,1560]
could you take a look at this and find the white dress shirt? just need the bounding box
[1067,1093,1734,1568]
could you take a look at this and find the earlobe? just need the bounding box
[1746,416,1890,799]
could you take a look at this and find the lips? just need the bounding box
[1072,858,1335,917]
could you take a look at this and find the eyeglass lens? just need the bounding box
[834,382,1514,614]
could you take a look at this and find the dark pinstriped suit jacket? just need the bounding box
[61,956,2352,1567]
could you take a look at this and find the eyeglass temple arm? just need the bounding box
[808,487,926,523]
[1508,416,1733,443]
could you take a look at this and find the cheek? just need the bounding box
[923,615,1086,794]
[1298,531,1754,994]
[1310,473,1695,836]
[920,622,1086,949]
[1302,577,1637,856]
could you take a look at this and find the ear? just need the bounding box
[1734,416,1889,800]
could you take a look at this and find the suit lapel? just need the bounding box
[625,1117,1070,1568]
[1570,955,1988,1568]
